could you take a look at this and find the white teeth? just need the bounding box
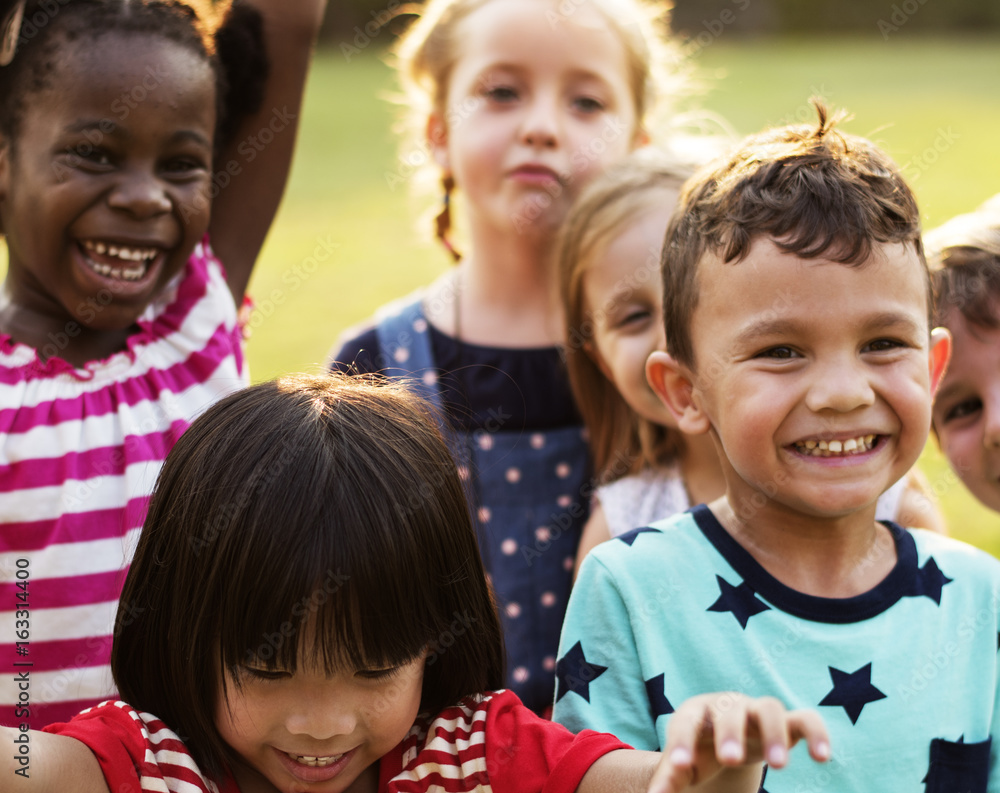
[794,435,877,457]
[288,752,343,767]
[81,240,157,280]
[82,240,158,263]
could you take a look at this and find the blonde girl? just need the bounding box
[560,153,948,576]
[330,0,682,714]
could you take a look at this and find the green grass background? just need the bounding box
[6,36,1000,549]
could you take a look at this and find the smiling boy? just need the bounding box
[553,104,1000,792]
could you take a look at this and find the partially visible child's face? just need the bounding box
[0,33,215,333]
[931,304,1000,512]
[665,238,949,521]
[217,651,426,792]
[584,199,677,426]
[429,0,640,238]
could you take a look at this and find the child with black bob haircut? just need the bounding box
[555,102,1000,793]
[926,194,1000,515]
[2,374,829,793]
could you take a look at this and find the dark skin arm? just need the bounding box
[210,0,327,304]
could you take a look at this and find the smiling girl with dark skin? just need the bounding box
[0,0,326,728]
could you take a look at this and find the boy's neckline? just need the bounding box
[691,504,926,624]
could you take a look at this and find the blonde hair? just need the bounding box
[559,152,693,479]
[926,194,1000,329]
[389,0,686,254]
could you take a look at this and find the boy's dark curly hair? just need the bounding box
[662,99,927,369]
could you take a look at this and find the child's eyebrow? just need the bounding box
[59,122,211,150]
[476,62,614,87]
[735,312,923,346]
[861,311,924,336]
[170,130,213,148]
[63,120,112,135]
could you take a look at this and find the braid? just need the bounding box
[434,173,461,263]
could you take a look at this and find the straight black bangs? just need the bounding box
[200,389,472,686]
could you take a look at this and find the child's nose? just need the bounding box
[284,696,358,740]
[107,169,171,218]
[804,359,876,413]
[519,94,560,148]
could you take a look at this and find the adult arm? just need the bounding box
[210,0,327,302]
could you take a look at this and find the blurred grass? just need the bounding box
[5,36,1000,547]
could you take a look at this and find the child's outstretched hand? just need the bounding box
[648,693,830,793]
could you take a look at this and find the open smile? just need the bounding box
[274,745,356,784]
[792,434,881,457]
[285,751,346,768]
[79,238,164,282]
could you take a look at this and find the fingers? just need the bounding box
[650,693,832,793]
[787,708,832,764]
[647,748,695,793]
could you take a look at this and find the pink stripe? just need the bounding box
[1,494,150,550]
[0,324,240,429]
[2,634,114,674]
[0,256,212,387]
[0,696,107,730]
[0,569,127,609]
[0,429,179,493]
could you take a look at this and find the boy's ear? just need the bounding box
[426,112,449,170]
[646,350,711,434]
[928,326,952,397]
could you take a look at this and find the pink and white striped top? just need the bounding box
[1,239,247,729]
[43,690,629,792]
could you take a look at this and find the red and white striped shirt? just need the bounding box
[44,690,629,792]
[1,240,247,729]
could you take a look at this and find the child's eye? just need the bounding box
[238,665,290,682]
[942,397,982,424]
[864,338,906,353]
[572,96,605,113]
[616,308,652,328]
[756,346,799,360]
[164,156,208,177]
[356,666,402,682]
[483,85,518,104]
[66,146,112,168]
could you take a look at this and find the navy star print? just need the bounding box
[707,575,770,629]
[616,526,661,547]
[644,673,674,721]
[819,662,887,725]
[555,641,608,703]
[909,558,953,604]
